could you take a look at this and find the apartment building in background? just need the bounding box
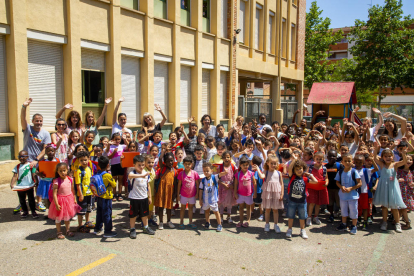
[0,0,305,162]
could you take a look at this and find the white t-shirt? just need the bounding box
[194,159,205,178]
[344,142,358,157]
[206,148,217,162]
[112,122,132,136]
[355,168,372,194]
[128,172,149,200]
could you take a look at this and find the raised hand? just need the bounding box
[372,107,381,114]
[118,97,125,102]
[105,97,113,104]
[23,98,33,107]
[316,110,325,116]
[353,106,360,112]
[64,103,74,110]
[188,116,195,124]
[383,112,393,118]
[155,104,162,112]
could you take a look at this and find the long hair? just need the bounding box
[142,112,155,128]
[54,162,69,179]
[66,110,82,128]
[383,118,399,138]
[84,110,96,127]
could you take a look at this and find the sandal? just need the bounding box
[85,221,95,228]
[179,224,185,229]
[118,196,123,202]
[112,195,118,202]
[57,232,65,239]
[188,224,197,229]
[242,222,249,228]
[66,231,75,237]
[402,223,412,230]
[236,222,243,228]
[78,225,90,233]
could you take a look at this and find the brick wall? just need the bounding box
[296,0,306,70]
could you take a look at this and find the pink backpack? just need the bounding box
[48,177,73,202]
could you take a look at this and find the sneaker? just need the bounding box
[328,215,334,223]
[204,222,210,229]
[216,225,223,232]
[13,204,21,214]
[282,211,287,217]
[167,221,175,229]
[200,209,205,214]
[37,203,46,212]
[129,229,137,239]
[149,219,158,227]
[362,222,367,231]
[258,214,264,221]
[367,217,373,225]
[336,223,347,231]
[143,226,155,235]
[20,212,28,218]
[173,203,179,209]
[306,217,312,226]
[32,212,39,219]
[158,223,164,230]
[264,223,270,232]
[103,231,117,238]
[300,229,308,239]
[286,228,293,238]
[71,216,77,221]
[171,209,176,216]
[380,221,387,231]
[92,229,102,235]
[313,217,321,225]
[152,215,158,223]
[395,223,402,233]
[227,217,233,224]
[350,225,357,235]
[323,209,330,215]
[334,212,340,218]
[274,224,281,234]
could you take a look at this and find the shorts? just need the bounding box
[180,196,196,205]
[77,195,93,215]
[287,200,307,220]
[202,202,219,212]
[129,198,150,218]
[340,199,358,219]
[253,193,262,204]
[328,189,340,207]
[111,163,125,176]
[358,193,369,214]
[237,194,254,205]
[307,188,329,205]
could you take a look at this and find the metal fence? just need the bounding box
[238,96,273,124]
[281,101,298,123]
[356,102,414,124]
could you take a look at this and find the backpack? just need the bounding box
[219,163,237,175]
[127,169,151,193]
[338,168,357,186]
[308,164,327,180]
[48,177,73,202]
[90,171,110,197]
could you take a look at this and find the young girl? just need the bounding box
[303,148,314,166]
[234,156,256,228]
[397,154,414,229]
[149,145,160,170]
[229,139,241,168]
[84,131,96,157]
[175,148,185,169]
[105,133,127,201]
[205,136,217,162]
[218,151,236,223]
[122,141,138,198]
[154,152,177,230]
[48,163,79,239]
[256,155,284,233]
[373,145,407,233]
[100,136,109,148]
[51,118,69,164]
[67,130,81,165]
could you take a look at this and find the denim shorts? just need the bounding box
[286,200,307,220]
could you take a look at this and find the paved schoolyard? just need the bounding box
[0,185,413,276]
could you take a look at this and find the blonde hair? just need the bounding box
[142,113,156,128]
[84,111,96,127]
[236,116,244,123]
[264,155,279,171]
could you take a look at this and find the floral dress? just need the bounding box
[397,169,414,211]
[54,133,69,164]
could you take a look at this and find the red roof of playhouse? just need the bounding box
[307,82,357,104]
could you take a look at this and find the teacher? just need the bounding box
[142,104,167,141]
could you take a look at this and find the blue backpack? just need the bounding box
[90,171,109,197]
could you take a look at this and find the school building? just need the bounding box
[0,0,305,166]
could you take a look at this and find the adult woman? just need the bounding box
[112,97,133,136]
[142,103,167,141]
[383,112,407,140]
[51,118,69,164]
[56,104,83,136]
[199,114,216,137]
[84,97,112,144]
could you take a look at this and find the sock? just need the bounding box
[144,225,148,229]
[130,228,135,231]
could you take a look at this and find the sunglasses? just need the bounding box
[57,124,66,126]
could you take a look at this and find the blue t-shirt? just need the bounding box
[334,169,361,200]
[199,175,219,204]
[145,140,163,157]
[254,171,263,194]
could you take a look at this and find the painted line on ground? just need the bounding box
[364,233,388,276]
[66,254,116,276]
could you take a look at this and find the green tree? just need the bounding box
[304,1,343,90]
[348,0,414,106]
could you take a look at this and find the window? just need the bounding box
[121,0,138,10]
[82,71,105,104]
[255,4,262,50]
[239,0,247,43]
[328,52,348,60]
[202,0,210,32]
[268,11,275,53]
[154,0,167,19]
[282,18,286,58]
[290,23,296,60]
[221,0,228,38]
[181,0,190,26]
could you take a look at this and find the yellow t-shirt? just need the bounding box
[85,143,94,156]
[99,172,117,199]
[74,166,93,196]
[209,154,235,174]
[144,167,156,198]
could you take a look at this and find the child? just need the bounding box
[74,151,94,233]
[397,154,414,230]
[169,132,184,154]
[335,153,362,235]
[286,159,318,239]
[121,141,139,197]
[218,151,237,223]
[306,151,329,226]
[193,145,206,178]
[92,144,104,162]
[48,163,78,239]
[68,130,81,164]
[372,146,407,233]
[234,156,257,228]
[234,139,255,169]
[177,156,200,229]
[93,156,117,237]
[154,152,177,230]
[149,145,160,169]
[84,131,96,156]
[105,133,127,201]
[209,141,233,173]
[325,150,341,222]
[144,155,158,225]
[145,131,163,156]
[215,124,226,143]
[10,150,38,218]
[175,148,185,169]
[252,156,264,221]
[205,136,217,162]
[341,121,360,157]
[252,137,268,169]
[100,136,109,148]
[302,147,314,166]
[229,139,241,167]
[135,131,147,154]
[256,155,284,233]
[199,162,227,231]
[128,155,155,238]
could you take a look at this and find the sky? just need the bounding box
[306,0,414,29]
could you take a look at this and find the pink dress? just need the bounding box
[54,133,69,164]
[397,169,414,211]
[262,170,284,210]
[48,177,80,222]
[218,165,236,208]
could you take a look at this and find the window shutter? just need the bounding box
[201,70,210,116]
[154,61,168,122]
[268,14,273,53]
[221,0,228,38]
[255,8,260,49]
[220,72,227,119]
[239,1,245,43]
[81,49,105,71]
[121,56,140,125]
[0,36,7,132]
[180,66,191,122]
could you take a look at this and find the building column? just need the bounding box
[191,0,203,127]
[229,0,238,124]
[296,80,304,122]
[6,0,29,158]
[210,0,220,124]
[169,0,181,128]
[272,76,283,123]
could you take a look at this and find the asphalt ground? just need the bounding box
[0,185,413,276]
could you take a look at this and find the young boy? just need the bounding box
[325,150,341,222]
[91,144,104,162]
[128,155,155,238]
[10,150,38,218]
[193,145,206,214]
[215,124,226,143]
[93,156,117,237]
[234,139,255,169]
[74,151,94,233]
[252,137,267,169]
[184,122,199,157]
[199,162,227,231]
[144,154,158,225]
[252,156,264,221]
[142,131,163,156]
[335,153,362,235]
[306,151,329,226]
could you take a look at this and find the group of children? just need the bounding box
[11,109,414,240]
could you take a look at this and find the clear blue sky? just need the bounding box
[306,0,414,29]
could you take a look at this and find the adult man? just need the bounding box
[292,109,310,135]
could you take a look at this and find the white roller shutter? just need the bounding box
[28,40,63,127]
[154,61,168,122]
[180,66,191,122]
[239,0,245,43]
[221,0,228,38]
[219,72,227,119]
[81,49,105,71]
[268,13,273,53]
[121,56,140,125]
[0,36,7,132]
[255,8,260,49]
[201,70,210,116]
